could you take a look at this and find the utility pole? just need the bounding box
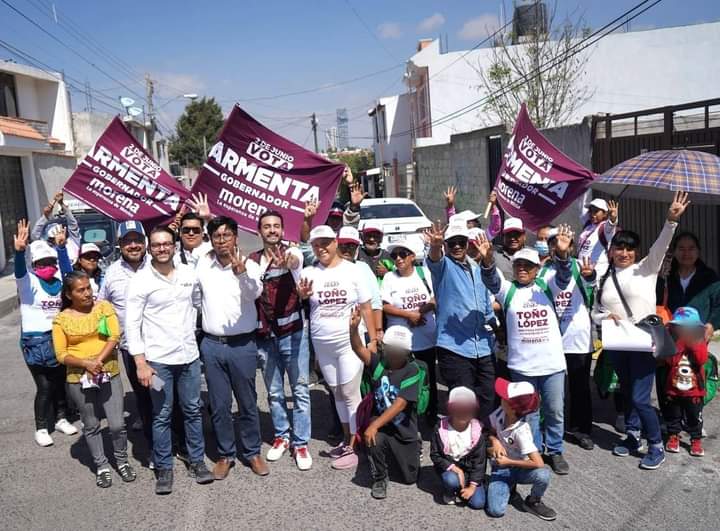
[311,113,319,153]
[145,74,156,157]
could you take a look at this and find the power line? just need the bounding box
[343,0,399,62]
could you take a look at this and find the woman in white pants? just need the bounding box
[299,225,376,470]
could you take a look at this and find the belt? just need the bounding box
[204,331,255,344]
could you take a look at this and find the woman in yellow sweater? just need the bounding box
[53,271,136,488]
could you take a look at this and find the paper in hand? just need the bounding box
[601,319,654,352]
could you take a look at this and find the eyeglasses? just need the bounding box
[211,232,234,242]
[80,254,100,261]
[390,250,412,260]
[181,226,203,235]
[150,242,174,250]
[120,237,144,246]
[446,237,468,249]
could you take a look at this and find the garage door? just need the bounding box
[0,156,28,259]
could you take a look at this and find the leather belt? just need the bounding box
[204,331,255,344]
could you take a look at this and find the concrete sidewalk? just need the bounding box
[0,274,17,319]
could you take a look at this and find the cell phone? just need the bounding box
[151,374,165,391]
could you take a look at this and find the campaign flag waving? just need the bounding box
[494,104,596,230]
[63,117,189,225]
[190,105,345,242]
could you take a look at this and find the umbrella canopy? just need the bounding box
[594,149,720,203]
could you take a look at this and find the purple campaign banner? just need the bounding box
[494,104,596,231]
[190,105,345,242]
[63,117,188,225]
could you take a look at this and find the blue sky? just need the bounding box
[2,0,719,149]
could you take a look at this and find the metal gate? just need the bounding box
[0,155,28,259]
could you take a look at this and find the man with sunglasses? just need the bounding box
[494,218,527,280]
[174,211,212,268]
[425,221,497,420]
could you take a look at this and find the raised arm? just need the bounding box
[640,191,689,276]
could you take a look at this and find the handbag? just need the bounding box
[656,281,673,324]
[610,269,676,359]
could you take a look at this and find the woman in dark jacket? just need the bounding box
[657,232,718,312]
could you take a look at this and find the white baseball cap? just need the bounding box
[511,247,541,266]
[308,225,337,243]
[468,227,485,241]
[456,209,481,222]
[30,240,57,262]
[361,220,384,235]
[337,226,361,245]
[444,222,470,241]
[448,386,478,406]
[586,198,609,211]
[80,243,102,256]
[382,325,413,351]
[502,217,525,234]
[386,238,416,255]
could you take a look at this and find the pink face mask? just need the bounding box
[34,265,58,281]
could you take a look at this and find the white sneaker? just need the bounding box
[294,447,313,471]
[35,429,53,447]
[55,418,78,435]
[615,414,625,433]
[267,437,289,461]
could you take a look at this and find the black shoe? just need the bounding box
[155,469,173,495]
[118,463,137,483]
[96,468,112,488]
[371,479,388,500]
[189,462,214,484]
[548,453,570,475]
[577,434,594,451]
[524,496,557,521]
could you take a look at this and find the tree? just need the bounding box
[334,149,375,176]
[478,2,593,129]
[168,97,224,168]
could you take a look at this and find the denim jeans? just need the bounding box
[201,334,262,461]
[148,359,205,470]
[510,370,565,455]
[441,470,486,510]
[486,466,551,517]
[258,328,311,447]
[607,350,662,446]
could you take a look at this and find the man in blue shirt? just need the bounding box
[426,221,497,419]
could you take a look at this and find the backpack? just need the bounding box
[704,353,719,405]
[360,355,431,416]
[415,265,432,295]
[538,258,594,310]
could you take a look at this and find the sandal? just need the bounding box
[96,468,112,488]
[118,463,137,483]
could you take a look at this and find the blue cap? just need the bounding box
[669,306,704,327]
[117,220,146,239]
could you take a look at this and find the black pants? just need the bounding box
[414,347,438,416]
[565,353,593,435]
[27,364,67,431]
[438,348,496,420]
[664,396,704,439]
[366,430,419,484]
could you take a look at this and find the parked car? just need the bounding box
[358,197,432,260]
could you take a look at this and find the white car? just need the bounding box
[358,197,432,260]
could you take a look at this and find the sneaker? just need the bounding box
[328,443,353,460]
[613,433,641,457]
[293,447,313,471]
[701,427,707,438]
[371,479,387,499]
[639,447,665,470]
[155,469,173,495]
[442,493,458,506]
[266,437,290,462]
[690,439,705,457]
[148,460,155,471]
[118,463,137,483]
[331,448,358,470]
[54,418,78,435]
[189,462,214,484]
[547,454,570,475]
[615,414,626,433]
[665,434,681,453]
[577,434,594,451]
[96,468,112,488]
[34,429,53,447]
[524,496,557,521]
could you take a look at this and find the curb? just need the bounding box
[0,294,17,319]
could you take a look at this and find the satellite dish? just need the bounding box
[119,97,135,108]
[127,107,143,117]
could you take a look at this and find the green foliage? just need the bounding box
[334,149,375,176]
[168,97,224,168]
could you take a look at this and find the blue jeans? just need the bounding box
[607,350,661,446]
[148,359,204,470]
[441,470,486,510]
[201,334,262,461]
[510,370,565,455]
[258,328,311,447]
[486,466,551,517]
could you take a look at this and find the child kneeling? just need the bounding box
[486,378,556,521]
[430,386,486,509]
[350,314,421,500]
[664,307,710,457]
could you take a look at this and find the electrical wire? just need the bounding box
[343,0,399,62]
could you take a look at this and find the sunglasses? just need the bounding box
[446,237,468,249]
[80,253,101,261]
[181,226,203,235]
[390,249,412,260]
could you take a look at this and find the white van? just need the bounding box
[358,197,432,260]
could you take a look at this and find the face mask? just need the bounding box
[534,241,549,257]
[34,265,58,281]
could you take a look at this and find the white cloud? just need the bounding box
[153,72,206,96]
[458,14,500,41]
[377,22,402,40]
[417,13,445,33]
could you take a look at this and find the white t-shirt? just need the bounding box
[494,279,566,376]
[381,267,436,351]
[679,271,695,293]
[578,220,616,274]
[488,406,537,461]
[301,259,372,345]
[447,423,474,461]
[17,272,63,333]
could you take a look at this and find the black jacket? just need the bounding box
[430,419,487,484]
[657,261,718,312]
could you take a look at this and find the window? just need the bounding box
[360,203,423,220]
[0,73,19,118]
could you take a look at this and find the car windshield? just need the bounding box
[360,203,423,220]
[79,220,114,256]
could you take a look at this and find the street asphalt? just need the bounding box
[0,309,718,531]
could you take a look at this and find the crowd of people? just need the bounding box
[14,180,719,521]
